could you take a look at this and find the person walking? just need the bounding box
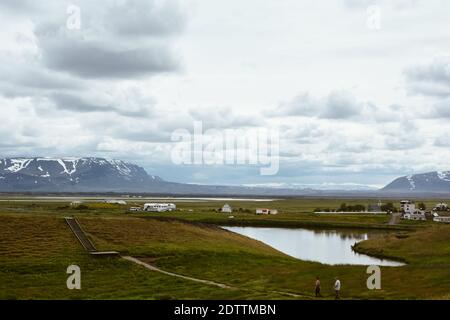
[315,276,322,297]
[334,277,341,300]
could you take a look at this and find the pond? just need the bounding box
[223,226,404,266]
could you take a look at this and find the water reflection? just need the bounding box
[223,226,404,266]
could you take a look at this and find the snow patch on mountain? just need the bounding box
[437,171,450,182]
[5,159,32,173]
[406,175,416,190]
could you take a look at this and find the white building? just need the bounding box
[143,203,176,212]
[256,208,278,215]
[403,209,426,221]
[433,216,450,223]
[400,200,415,214]
[221,204,232,213]
[433,203,449,211]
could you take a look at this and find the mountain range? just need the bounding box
[1,157,450,196]
[0,157,305,195]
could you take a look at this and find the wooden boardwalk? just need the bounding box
[65,217,118,256]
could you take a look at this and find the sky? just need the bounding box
[1,0,450,189]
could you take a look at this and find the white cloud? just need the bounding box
[271,91,363,119]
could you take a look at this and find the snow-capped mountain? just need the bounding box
[382,171,450,193]
[0,157,163,192]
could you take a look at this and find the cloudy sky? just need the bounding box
[1,0,450,189]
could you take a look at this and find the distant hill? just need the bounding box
[2,157,450,197]
[382,171,450,193]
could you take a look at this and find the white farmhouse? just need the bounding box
[400,200,426,221]
[256,208,278,215]
[433,203,449,211]
[221,204,233,213]
[403,209,426,221]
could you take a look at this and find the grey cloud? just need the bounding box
[50,93,154,118]
[0,0,39,13]
[433,99,450,117]
[434,135,450,147]
[405,57,450,97]
[382,121,425,150]
[40,35,180,79]
[365,103,411,123]
[321,91,362,119]
[275,93,318,117]
[281,122,326,144]
[385,135,424,150]
[1,0,186,38]
[27,0,185,80]
[0,60,86,98]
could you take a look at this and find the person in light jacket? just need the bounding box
[334,277,341,300]
[315,276,322,297]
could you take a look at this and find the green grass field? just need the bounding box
[0,197,449,300]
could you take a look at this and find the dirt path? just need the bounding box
[122,256,309,299]
[122,256,235,289]
[389,213,402,225]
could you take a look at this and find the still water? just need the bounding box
[224,226,404,266]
